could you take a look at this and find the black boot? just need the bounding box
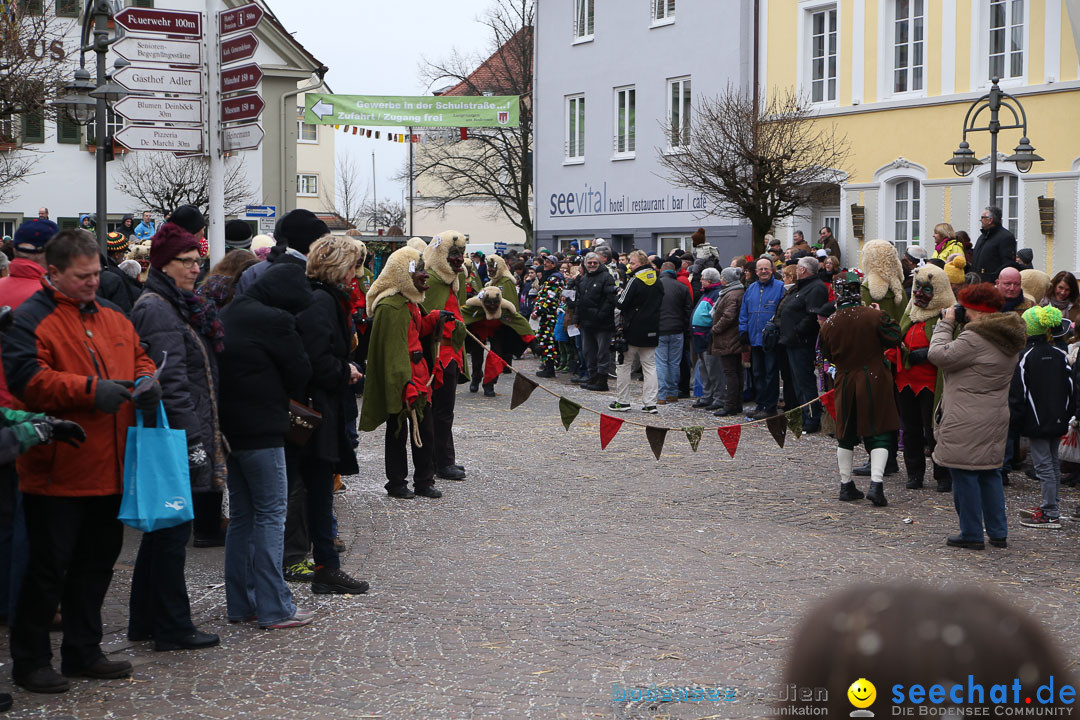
[536,361,556,379]
[838,481,864,501]
[483,384,496,397]
[585,376,609,392]
[469,378,480,393]
[936,478,952,493]
[854,460,899,477]
[866,482,887,507]
[905,475,923,489]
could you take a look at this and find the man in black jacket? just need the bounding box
[574,253,617,391]
[610,251,664,414]
[97,232,141,314]
[972,206,1017,282]
[657,262,692,404]
[778,257,829,432]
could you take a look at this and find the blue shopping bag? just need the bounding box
[119,402,193,533]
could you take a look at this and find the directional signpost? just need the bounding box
[220,64,262,94]
[219,3,263,35]
[116,126,203,152]
[304,93,521,128]
[114,65,202,95]
[114,7,202,37]
[222,123,264,152]
[114,36,201,66]
[114,96,202,124]
[220,94,264,124]
[220,33,258,64]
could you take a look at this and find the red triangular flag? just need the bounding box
[352,127,358,135]
[483,350,507,385]
[599,414,624,450]
[412,134,419,143]
[820,390,837,421]
[717,425,741,459]
[366,129,371,137]
[343,126,350,134]
[460,127,469,140]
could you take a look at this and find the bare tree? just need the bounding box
[0,148,37,205]
[657,85,851,257]
[323,151,366,228]
[412,0,533,246]
[114,152,255,218]
[361,199,405,231]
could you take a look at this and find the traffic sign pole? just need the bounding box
[207,0,225,266]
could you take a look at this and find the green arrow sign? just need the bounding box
[304,94,519,128]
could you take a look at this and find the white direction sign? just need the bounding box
[222,123,263,151]
[116,126,203,152]
[114,36,201,66]
[114,96,202,124]
[114,66,202,95]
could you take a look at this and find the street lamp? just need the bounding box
[945,77,1043,208]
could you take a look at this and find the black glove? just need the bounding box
[439,310,456,324]
[132,377,162,411]
[93,379,134,413]
[29,419,52,445]
[47,417,86,448]
[739,331,751,346]
[188,441,208,469]
[528,338,541,355]
[908,348,930,365]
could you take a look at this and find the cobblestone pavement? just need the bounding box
[4,358,1080,719]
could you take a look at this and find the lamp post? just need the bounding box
[49,1,127,251]
[945,77,1043,210]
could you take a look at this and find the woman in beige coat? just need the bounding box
[928,283,1026,550]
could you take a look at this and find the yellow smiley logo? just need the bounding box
[847,678,876,709]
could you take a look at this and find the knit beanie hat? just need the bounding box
[225,219,254,249]
[168,205,206,235]
[720,266,742,285]
[149,222,200,270]
[13,218,58,252]
[274,209,329,256]
[1017,248,1034,265]
[106,231,128,253]
[1023,305,1063,336]
[944,255,966,285]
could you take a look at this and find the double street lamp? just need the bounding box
[50,1,129,251]
[945,77,1043,210]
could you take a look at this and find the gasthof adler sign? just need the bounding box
[303,94,520,128]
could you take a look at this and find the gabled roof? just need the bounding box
[316,213,355,232]
[436,27,531,97]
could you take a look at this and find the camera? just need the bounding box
[953,303,966,324]
[610,334,628,354]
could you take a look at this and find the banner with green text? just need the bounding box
[303,94,519,128]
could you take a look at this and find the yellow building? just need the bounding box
[763,0,1080,273]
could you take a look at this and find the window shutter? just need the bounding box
[18,0,44,14]
[57,217,78,230]
[55,0,80,16]
[129,0,154,7]
[21,111,44,144]
[57,115,81,144]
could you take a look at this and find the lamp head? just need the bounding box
[945,141,980,177]
[1006,137,1043,174]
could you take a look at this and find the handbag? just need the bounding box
[1060,421,1080,465]
[762,320,781,351]
[286,399,323,447]
[119,402,194,533]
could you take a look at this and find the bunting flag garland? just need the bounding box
[460,127,469,140]
[684,426,704,452]
[599,414,624,450]
[766,415,788,449]
[821,389,837,421]
[645,426,667,461]
[717,425,741,459]
[786,408,804,440]
[559,398,581,431]
[483,350,507,385]
[510,373,538,410]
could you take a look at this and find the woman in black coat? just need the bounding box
[128,223,225,650]
[294,236,368,595]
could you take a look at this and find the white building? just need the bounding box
[0,0,329,239]
[534,0,756,257]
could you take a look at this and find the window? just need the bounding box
[667,76,691,150]
[297,174,319,197]
[0,113,14,144]
[653,0,674,23]
[659,235,690,256]
[809,6,837,103]
[565,94,585,161]
[55,0,80,16]
[989,0,1024,80]
[992,174,1020,236]
[86,107,123,146]
[892,179,921,257]
[297,107,318,143]
[893,0,924,93]
[573,0,594,40]
[17,0,43,14]
[613,86,635,157]
[0,219,17,240]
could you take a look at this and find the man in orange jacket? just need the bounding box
[3,229,161,694]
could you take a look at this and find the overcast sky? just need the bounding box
[270,0,496,212]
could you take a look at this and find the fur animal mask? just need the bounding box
[907,264,955,322]
[423,230,468,289]
[861,239,906,305]
[465,286,516,320]
[367,247,425,311]
[486,254,511,284]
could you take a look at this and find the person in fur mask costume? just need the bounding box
[897,264,955,492]
[359,247,455,499]
[419,231,469,482]
[462,286,538,396]
[465,254,530,394]
[819,271,903,507]
[860,239,908,322]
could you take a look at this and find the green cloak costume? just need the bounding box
[359,295,426,432]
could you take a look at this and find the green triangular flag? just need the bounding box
[645,426,667,461]
[785,408,803,440]
[766,415,788,448]
[684,426,704,452]
[510,373,538,409]
[559,398,581,431]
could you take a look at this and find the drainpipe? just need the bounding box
[280,65,328,215]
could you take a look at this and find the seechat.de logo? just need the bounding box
[848,678,877,718]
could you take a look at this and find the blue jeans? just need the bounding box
[751,346,779,412]
[950,468,1008,541]
[656,333,684,400]
[785,344,820,428]
[224,447,296,626]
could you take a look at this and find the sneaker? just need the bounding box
[666,396,679,403]
[261,612,315,630]
[1018,507,1041,519]
[1019,509,1061,529]
[283,560,314,583]
[311,566,370,595]
[15,666,69,693]
[641,406,658,414]
[656,399,667,406]
[989,537,1008,548]
[608,402,631,412]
